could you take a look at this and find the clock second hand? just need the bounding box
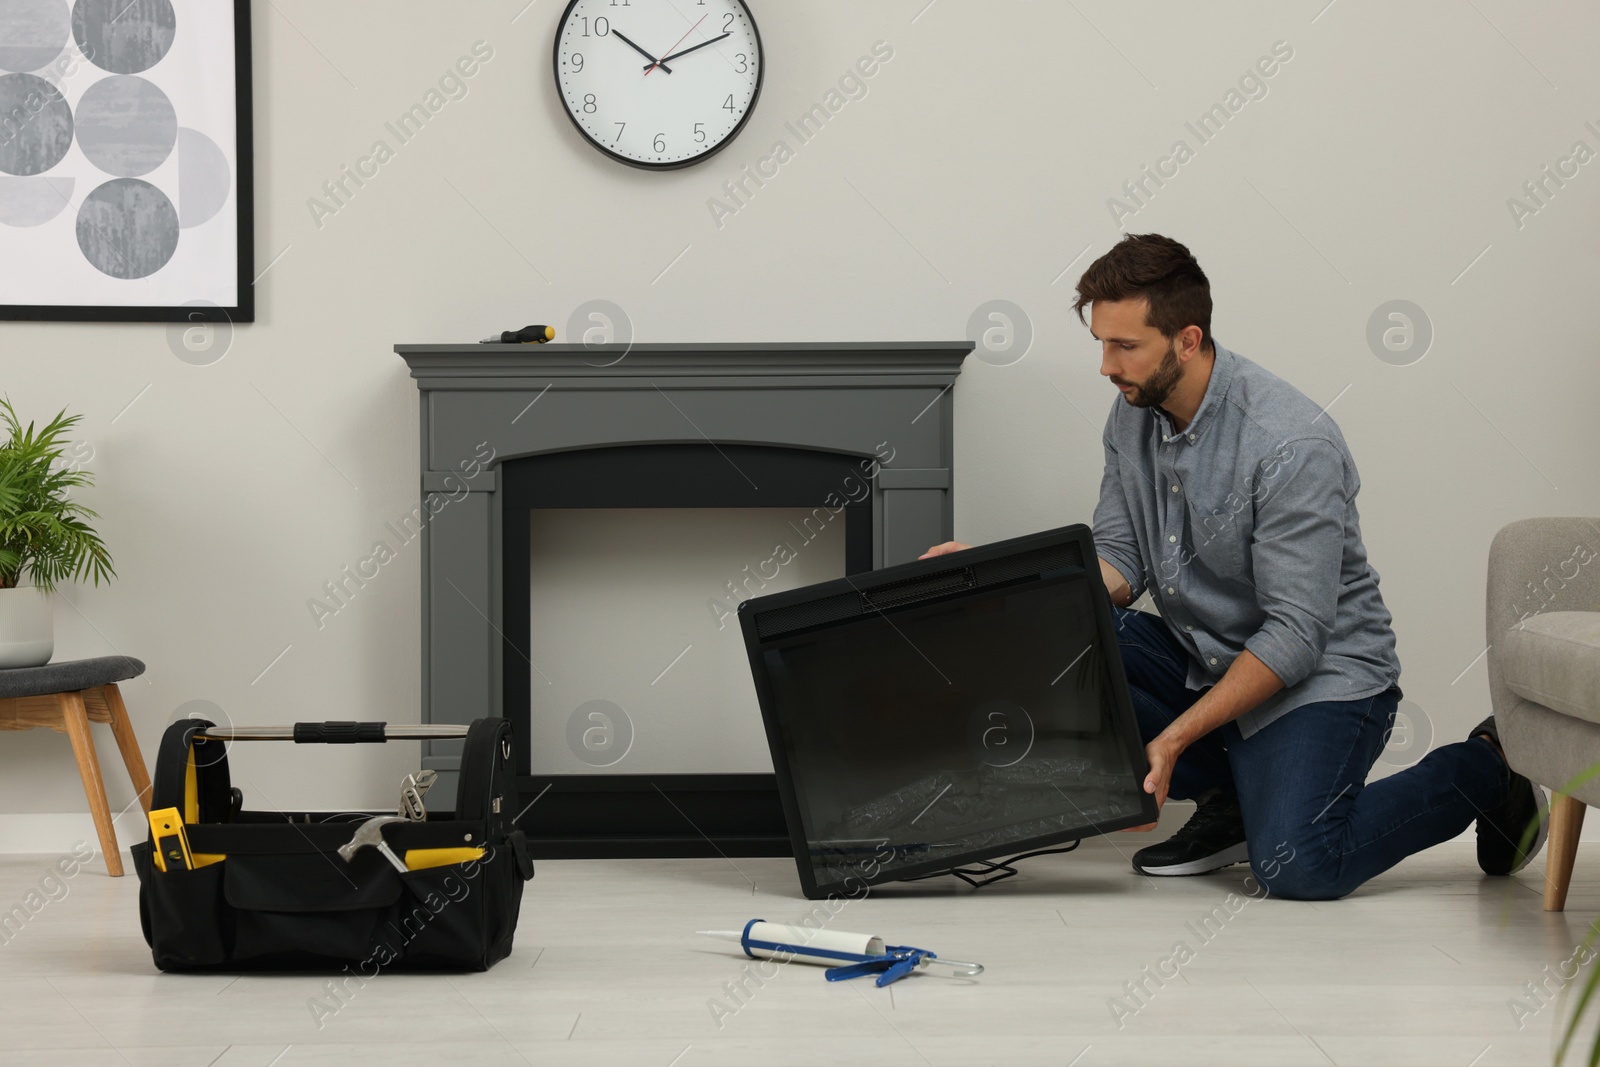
[643,14,708,77]
[612,29,672,74]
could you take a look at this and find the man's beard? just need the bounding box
[1117,341,1183,409]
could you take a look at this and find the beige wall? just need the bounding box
[2,0,1597,837]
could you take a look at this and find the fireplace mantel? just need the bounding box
[396,341,971,378]
[394,340,972,855]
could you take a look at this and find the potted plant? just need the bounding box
[0,398,114,668]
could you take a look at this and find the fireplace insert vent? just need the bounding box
[860,566,976,611]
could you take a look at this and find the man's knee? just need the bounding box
[1247,838,1359,902]
[1112,609,1179,682]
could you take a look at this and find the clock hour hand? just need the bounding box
[646,31,733,69]
[612,29,672,74]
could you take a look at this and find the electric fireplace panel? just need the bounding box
[740,524,1156,898]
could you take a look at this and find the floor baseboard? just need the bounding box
[0,793,1584,855]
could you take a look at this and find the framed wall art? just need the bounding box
[0,0,253,322]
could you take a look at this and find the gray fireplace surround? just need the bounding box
[394,341,971,855]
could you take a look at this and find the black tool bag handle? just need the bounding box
[150,716,531,879]
[456,718,512,830]
[151,718,236,824]
[456,717,533,880]
[292,721,387,743]
[195,723,472,743]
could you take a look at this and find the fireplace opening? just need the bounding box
[501,444,877,781]
[526,506,846,775]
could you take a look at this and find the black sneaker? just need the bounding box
[1470,716,1548,876]
[1132,793,1249,876]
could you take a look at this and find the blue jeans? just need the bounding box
[1113,607,1511,900]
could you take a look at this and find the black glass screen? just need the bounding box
[756,569,1150,893]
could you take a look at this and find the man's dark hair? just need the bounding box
[1073,233,1214,351]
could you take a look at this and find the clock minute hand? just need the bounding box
[612,29,672,74]
[649,31,733,68]
[643,13,707,76]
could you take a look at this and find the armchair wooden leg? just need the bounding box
[100,684,152,814]
[1545,792,1585,912]
[59,691,123,877]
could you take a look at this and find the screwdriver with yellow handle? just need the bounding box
[481,325,555,344]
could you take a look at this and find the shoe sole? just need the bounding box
[1508,783,1550,875]
[1134,842,1251,877]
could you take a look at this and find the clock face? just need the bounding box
[553,0,763,169]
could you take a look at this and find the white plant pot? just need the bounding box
[0,587,54,668]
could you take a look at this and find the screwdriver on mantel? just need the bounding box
[480,325,555,344]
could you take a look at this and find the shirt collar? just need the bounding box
[1155,343,1234,445]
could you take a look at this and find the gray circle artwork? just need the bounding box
[967,299,1034,367]
[0,0,71,72]
[75,74,176,176]
[565,699,633,767]
[1366,299,1433,367]
[72,0,175,75]
[166,299,232,365]
[0,72,73,175]
[176,126,228,227]
[76,177,178,278]
[0,175,72,225]
[568,299,634,367]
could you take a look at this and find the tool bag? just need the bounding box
[131,718,534,972]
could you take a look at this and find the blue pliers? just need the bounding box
[824,945,984,987]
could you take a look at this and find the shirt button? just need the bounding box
[1166,587,1175,595]
[1171,484,1180,492]
[1209,657,1219,665]
[1188,434,1196,442]
[1168,535,1176,543]
[1184,624,1193,632]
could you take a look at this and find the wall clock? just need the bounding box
[553,0,763,170]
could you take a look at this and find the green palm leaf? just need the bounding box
[0,397,115,593]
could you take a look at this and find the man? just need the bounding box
[923,233,1543,900]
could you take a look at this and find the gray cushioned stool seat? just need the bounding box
[0,654,151,877]
[0,656,146,699]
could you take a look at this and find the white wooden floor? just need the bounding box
[2,806,1597,1067]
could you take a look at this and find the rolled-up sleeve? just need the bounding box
[1242,439,1347,689]
[1091,407,1147,603]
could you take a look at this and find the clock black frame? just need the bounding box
[551,0,764,171]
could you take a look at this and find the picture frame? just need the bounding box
[0,0,254,323]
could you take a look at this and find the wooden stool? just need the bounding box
[0,656,153,876]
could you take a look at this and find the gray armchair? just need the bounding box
[1489,517,1600,910]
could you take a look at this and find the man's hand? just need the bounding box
[1122,733,1182,832]
[919,541,972,559]
[1118,652,1284,832]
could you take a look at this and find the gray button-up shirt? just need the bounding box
[1092,342,1402,738]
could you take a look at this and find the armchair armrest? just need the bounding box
[1486,517,1600,720]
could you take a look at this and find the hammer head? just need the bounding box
[337,814,408,862]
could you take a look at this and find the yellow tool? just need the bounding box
[148,808,192,872]
[403,847,486,871]
[148,806,224,872]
